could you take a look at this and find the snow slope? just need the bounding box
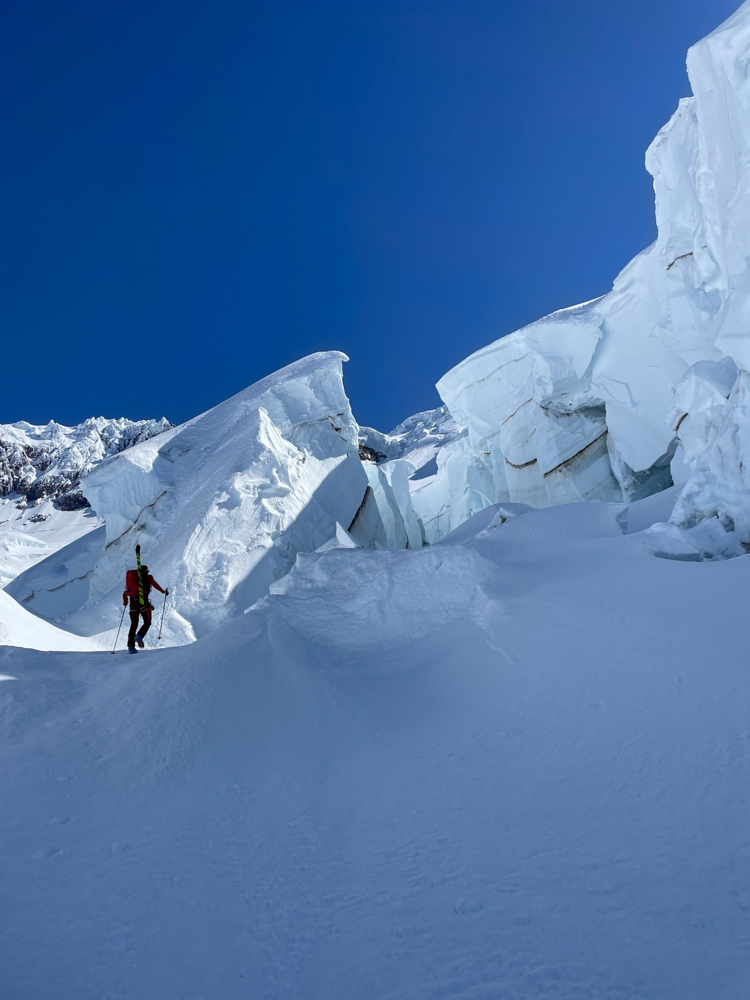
[0,591,100,651]
[5,525,108,621]
[0,497,102,591]
[2,494,749,1000]
[5,8,750,997]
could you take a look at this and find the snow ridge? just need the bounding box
[77,353,372,641]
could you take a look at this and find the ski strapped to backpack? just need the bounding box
[135,544,144,608]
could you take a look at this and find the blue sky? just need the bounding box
[0,0,739,431]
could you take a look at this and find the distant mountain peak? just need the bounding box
[0,416,173,509]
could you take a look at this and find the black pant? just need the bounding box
[128,606,152,648]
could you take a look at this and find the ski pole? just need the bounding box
[157,592,167,641]
[111,605,126,654]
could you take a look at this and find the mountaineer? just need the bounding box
[123,546,168,653]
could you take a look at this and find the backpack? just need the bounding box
[125,568,151,602]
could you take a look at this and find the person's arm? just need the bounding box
[149,575,169,596]
[123,590,129,606]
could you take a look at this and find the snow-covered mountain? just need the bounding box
[7,1,750,641]
[4,6,750,999]
[0,416,172,508]
[0,416,171,593]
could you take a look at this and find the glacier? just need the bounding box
[3,494,750,1000]
[7,0,750,640]
[405,1,750,553]
[3,5,750,998]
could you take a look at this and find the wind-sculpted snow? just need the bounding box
[3,495,750,999]
[263,543,493,651]
[406,1,750,555]
[5,525,108,620]
[78,353,372,641]
[0,590,102,651]
[0,498,102,591]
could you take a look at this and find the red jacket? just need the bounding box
[123,572,167,608]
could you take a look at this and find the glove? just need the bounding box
[123,597,128,607]
[165,589,169,596]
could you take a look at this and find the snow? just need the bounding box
[5,524,107,621]
[0,497,102,590]
[4,6,750,996]
[3,494,750,999]
[0,590,100,651]
[360,405,463,471]
[0,415,171,504]
[72,353,372,642]
[0,414,169,590]
[393,0,750,552]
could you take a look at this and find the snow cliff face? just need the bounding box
[405,1,750,552]
[0,416,172,509]
[7,356,439,640]
[80,353,374,640]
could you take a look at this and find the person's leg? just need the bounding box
[127,610,139,649]
[137,608,152,640]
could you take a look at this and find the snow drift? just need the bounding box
[0,499,102,591]
[3,495,750,1000]
[0,590,100,651]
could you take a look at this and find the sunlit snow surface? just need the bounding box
[2,495,749,1000]
[0,590,101,652]
[5,5,750,997]
[0,498,102,590]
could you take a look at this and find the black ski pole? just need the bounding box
[157,592,167,641]
[112,605,126,655]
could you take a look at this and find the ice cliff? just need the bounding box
[76,353,379,640]
[8,354,445,641]
[403,1,750,550]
